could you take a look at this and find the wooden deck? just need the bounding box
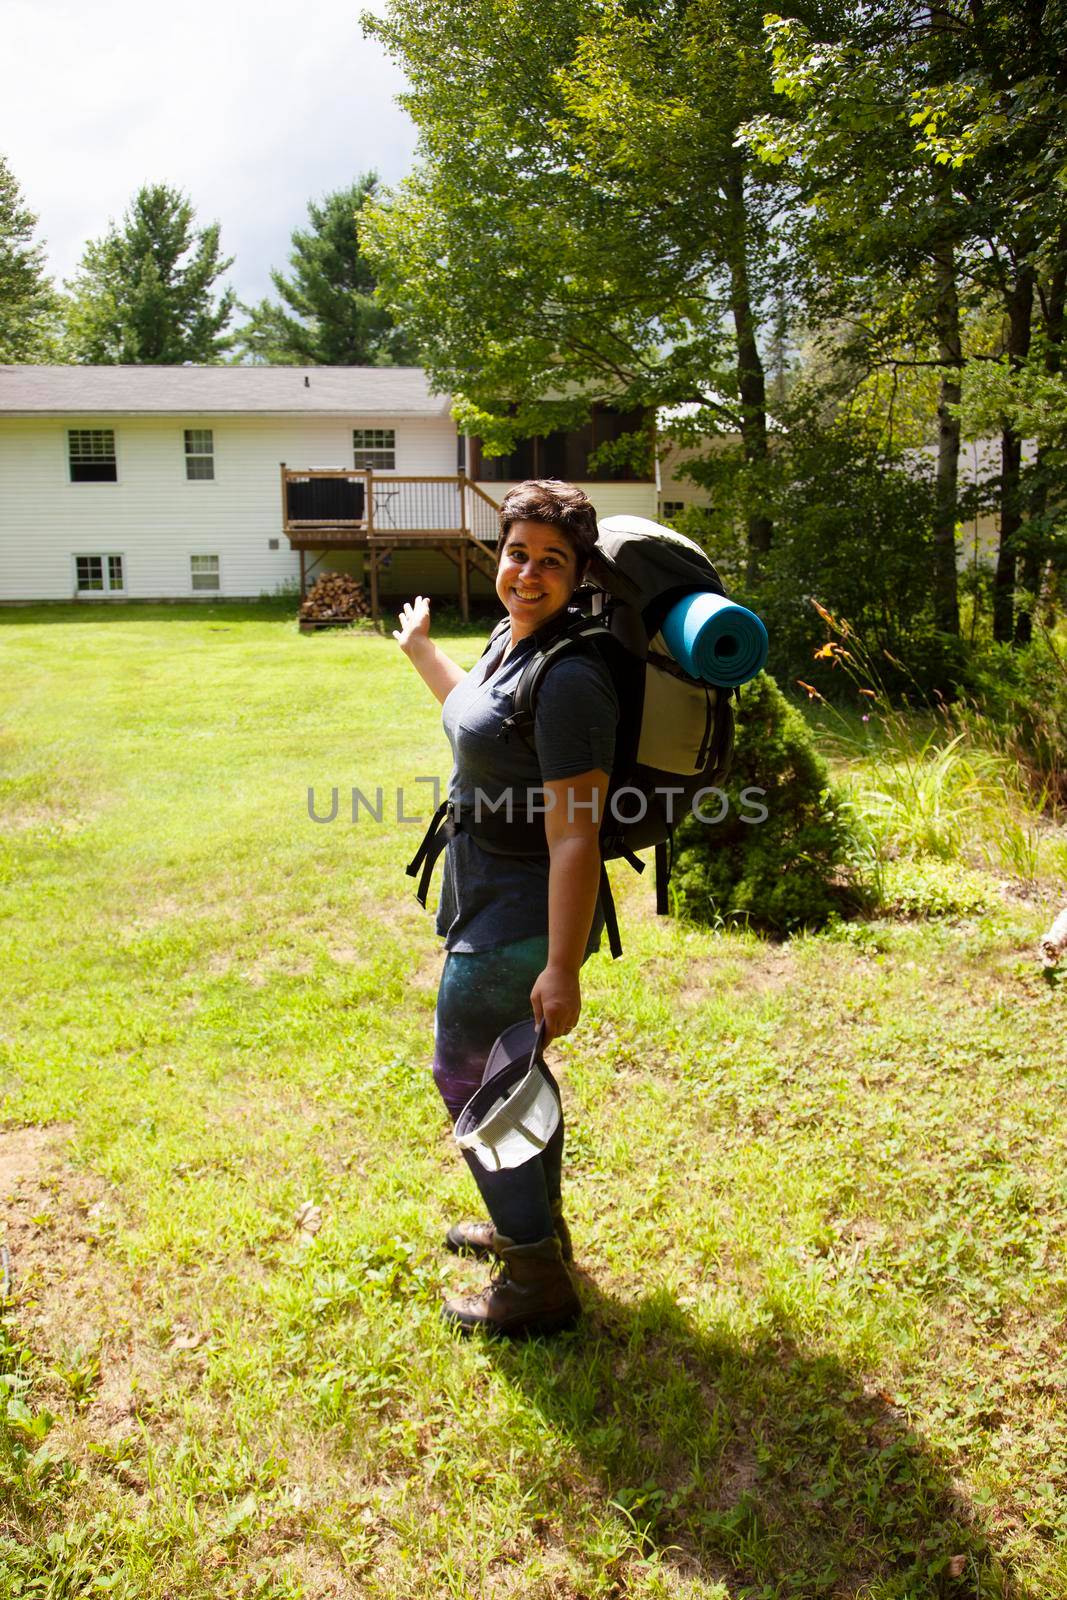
[281,467,501,621]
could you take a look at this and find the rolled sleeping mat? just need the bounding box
[660,590,768,688]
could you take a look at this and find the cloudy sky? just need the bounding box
[4,0,419,309]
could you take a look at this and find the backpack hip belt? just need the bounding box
[405,798,627,959]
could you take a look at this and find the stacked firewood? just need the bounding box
[299,573,371,623]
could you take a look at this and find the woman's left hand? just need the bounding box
[531,964,581,1045]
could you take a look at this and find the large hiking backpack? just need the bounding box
[407,514,738,957]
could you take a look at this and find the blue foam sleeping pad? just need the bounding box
[660,590,769,688]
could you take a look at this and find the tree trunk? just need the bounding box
[724,165,772,584]
[995,426,1023,644]
[1043,247,1066,626]
[993,265,1034,644]
[932,242,962,636]
[1018,245,1067,640]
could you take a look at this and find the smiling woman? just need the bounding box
[393,479,619,1338]
[488,484,599,663]
[494,513,587,636]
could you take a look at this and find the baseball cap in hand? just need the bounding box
[454,1018,560,1171]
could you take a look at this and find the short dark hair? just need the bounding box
[497,479,599,571]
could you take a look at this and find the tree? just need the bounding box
[362,0,810,578]
[743,7,991,641]
[961,330,1067,631]
[906,0,1067,642]
[235,176,417,365]
[750,1,1067,644]
[0,154,59,362]
[63,184,235,364]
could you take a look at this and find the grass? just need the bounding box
[798,619,1067,905]
[0,600,1065,1599]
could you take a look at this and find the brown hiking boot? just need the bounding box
[445,1201,573,1263]
[444,1218,498,1257]
[442,1232,581,1338]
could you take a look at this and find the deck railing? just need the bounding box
[281,467,501,544]
[465,479,502,544]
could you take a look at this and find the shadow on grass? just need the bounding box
[487,1277,1019,1600]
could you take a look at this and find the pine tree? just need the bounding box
[63,184,235,363]
[0,154,59,362]
[235,175,416,366]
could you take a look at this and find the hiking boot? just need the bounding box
[442,1232,581,1338]
[444,1218,498,1257]
[445,1200,573,1263]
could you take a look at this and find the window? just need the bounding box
[190,554,220,592]
[471,406,651,483]
[69,429,116,483]
[184,428,214,480]
[475,434,537,483]
[662,501,686,519]
[352,428,395,469]
[75,554,124,593]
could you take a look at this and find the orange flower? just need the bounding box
[797,680,824,701]
[859,688,877,698]
[811,599,836,627]
[813,642,836,660]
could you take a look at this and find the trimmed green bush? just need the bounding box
[670,672,858,934]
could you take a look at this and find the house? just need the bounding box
[0,366,659,615]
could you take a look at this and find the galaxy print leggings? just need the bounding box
[433,933,583,1245]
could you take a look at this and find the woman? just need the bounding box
[394,479,619,1337]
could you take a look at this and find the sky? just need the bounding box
[3,0,419,310]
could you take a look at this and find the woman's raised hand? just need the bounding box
[393,594,432,654]
[393,595,466,704]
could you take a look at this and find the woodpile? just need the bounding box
[299,573,371,625]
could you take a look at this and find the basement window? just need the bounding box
[190,554,220,592]
[352,428,395,470]
[184,428,215,480]
[69,429,117,483]
[75,554,124,594]
[661,501,686,519]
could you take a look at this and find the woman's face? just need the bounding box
[496,520,582,638]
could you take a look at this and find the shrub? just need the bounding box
[754,432,953,695]
[956,632,1067,808]
[673,417,957,695]
[669,672,859,934]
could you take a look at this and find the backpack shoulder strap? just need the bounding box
[479,617,511,659]
[500,617,614,746]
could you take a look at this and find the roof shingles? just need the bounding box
[0,365,452,417]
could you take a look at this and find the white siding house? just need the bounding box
[0,366,659,604]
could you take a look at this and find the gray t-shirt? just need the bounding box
[435,624,619,953]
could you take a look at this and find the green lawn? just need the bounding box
[0,602,1064,1600]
